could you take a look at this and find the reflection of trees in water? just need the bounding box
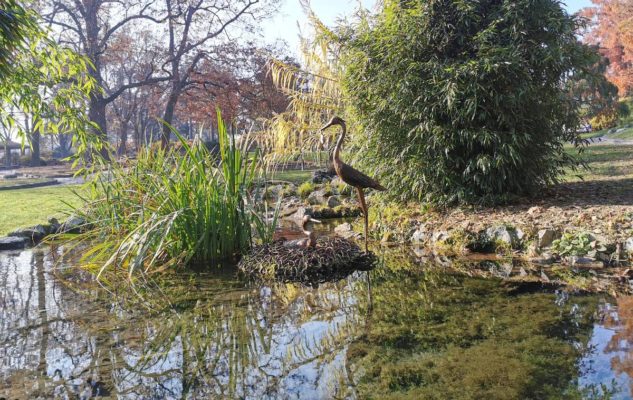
[0,248,111,398]
[0,247,372,399]
[602,296,633,397]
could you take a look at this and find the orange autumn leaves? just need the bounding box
[581,0,633,96]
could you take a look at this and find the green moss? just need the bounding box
[322,182,333,197]
[334,180,352,195]
[281,184,296,198]
[433,229,477,256]
[297,181,315,199]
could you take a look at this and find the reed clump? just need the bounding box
[73,112,276,278]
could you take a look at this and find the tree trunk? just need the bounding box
[118,121,128,157]
[161,93,179,149]
[4,144,9,167]
[89,97,110,160]
[31,129,41,166]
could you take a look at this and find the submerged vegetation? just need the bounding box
[348,264,610,399]
[71,114,275,277]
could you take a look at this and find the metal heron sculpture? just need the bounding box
[320,116,385,252]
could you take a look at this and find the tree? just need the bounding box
[0,0,36,78]
[101,28,161,155]
[581,0,633,96]
[339,0,597,205]
[567,47,620,128]
[158,0,278,148]
[1,1,97,165]
[39,0,170,158]
[174,45,292,138]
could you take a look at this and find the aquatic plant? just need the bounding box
[72,112,275,277]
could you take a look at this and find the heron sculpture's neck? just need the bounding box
[302,219,317,247]
[333,120,346,163]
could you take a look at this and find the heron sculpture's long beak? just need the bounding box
[319,121,334,132]
[309,217,322,224]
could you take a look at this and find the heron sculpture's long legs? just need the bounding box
[356,187,369,252]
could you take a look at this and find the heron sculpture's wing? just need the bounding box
[339,162,386,191]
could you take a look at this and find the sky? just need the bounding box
[262,0,595,57]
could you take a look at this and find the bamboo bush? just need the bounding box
[71,111,276,278]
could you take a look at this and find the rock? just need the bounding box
[334,222,361,239]
[411,228,427,244]
[59,216,88,234]
[307,188,330,205]
[311,169,336,184]
[536,229,561,249]
[515,227,525,242]
[529,255,556,265]
[0,236,29,250]
[8,225,48,243]
[291,207,313,220]
[280,197,302,217]
[48,217,61,234]
[264,184,284,199]
[623,237,633,253]
[567,256,604,269]
[412,246,431,259]
[431,231,450,244]
[326,195,341,208]
[484,226,523,248]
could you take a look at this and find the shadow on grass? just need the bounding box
[579,145,633,163]
[536,178,633,208]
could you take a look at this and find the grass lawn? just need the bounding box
[0,178,51,187]
[268,169,313,184]
[564,144,633,182]
[0,185,83,236]
[580,129,607,139]
[608,126,633,139]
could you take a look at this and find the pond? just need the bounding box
[1,243,633,399]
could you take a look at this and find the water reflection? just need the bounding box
[0,247,369,399]
[1,246,632,399]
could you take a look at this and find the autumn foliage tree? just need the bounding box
[581,0,633,96]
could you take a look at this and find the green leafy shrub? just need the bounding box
[589,108,619,131]
[72,112,276,277]
[297,181,315,199]
[551,232,593,257]
[341,0,594,205]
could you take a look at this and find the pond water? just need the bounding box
[1,244,633,399]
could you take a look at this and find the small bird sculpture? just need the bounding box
[320,116,385,252]
[284,215,322,248]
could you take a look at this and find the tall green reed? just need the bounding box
[72,111,277,278]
